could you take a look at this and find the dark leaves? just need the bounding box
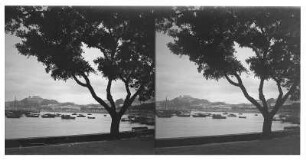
[161,7,300,91]
[6,6,155,101]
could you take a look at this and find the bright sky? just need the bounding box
[156,33,280,104]
[4,32,290,105]
[5,34,130,104]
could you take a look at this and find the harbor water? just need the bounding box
[5,113,154,139]
[156,112,298,139]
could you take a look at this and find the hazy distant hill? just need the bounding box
[156,95,299,111]
[5,96,154,112]
[156,95,253,110]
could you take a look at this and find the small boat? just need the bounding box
[61,115,76,119]
[132,127,148,132]
[6,112,22,118]
[121,117,130,122]
[128,115,136,121]
[77,114,86,117]
[156,111,173,118]
[212,114,227,119]
[227,113,237,117]
[177,114,190,117]
[87,113,92,115]
[192,113,208,117]
[88,116,95,119]
[71,113,77,115]
[55,113,62,117]
[41,113,56,118]
[177,111,191,117]
[239,116,247,119]
[25,113,40,117]
[273,117,282,121]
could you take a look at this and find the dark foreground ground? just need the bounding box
[6,137,154,155]
[156,134,300,155]
[6,134,299,155]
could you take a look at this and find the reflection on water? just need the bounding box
[5,113,154,139]
[156,112,298,139]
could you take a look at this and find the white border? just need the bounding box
[1,0,305,160]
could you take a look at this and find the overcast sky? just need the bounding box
[5,34,130,104]
[156,33,280,104]
[6,32,283,105]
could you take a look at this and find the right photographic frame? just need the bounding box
[155,6,300,155]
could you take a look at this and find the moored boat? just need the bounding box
[5,111,22,118]
[77,114,86,117]
[192,113,208,117]
[212,114,227,119]
[55,113,62,117]
[121,117,130,122]
[41,113,56,118]
[176,111,191,117]
[227,113,237,117]
[61,115,76,119]
[239,116,247,119]
[25,113,40,117]
[156,111,173,118]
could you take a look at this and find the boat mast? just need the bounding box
[165,97,168,110]
[14,96,17,111]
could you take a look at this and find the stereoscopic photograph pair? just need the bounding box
[5,6,300,155]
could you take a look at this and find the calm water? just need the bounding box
[156,112,298,139]
[5,113,154,139]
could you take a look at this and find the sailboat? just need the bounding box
[6,97,22,118]
[156,97,173,118]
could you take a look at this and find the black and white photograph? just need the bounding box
[155,6,300,155]
[1,0,305,158]
[5,6,155,154]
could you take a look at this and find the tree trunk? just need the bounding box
[110,114,121,139]
[262,115,273,138]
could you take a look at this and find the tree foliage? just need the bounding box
[160,7,300,100]
[5,6,155,103]
[6,6,155,136]
[158,7,300,135]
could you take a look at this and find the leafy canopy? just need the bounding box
[5,6,155,101]
[163,7,300,97]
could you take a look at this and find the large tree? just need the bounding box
[5,6,155,138]
[159,7,300,136]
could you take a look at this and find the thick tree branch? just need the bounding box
[224,74,239,87]
[72,75,87,87]
[119,84,144,117]
[270,81,298,116]
[233,73,265,114]
[273,77,284,108]
[259,78,268,111]
[75,73,113,114]
[106,79,116,110]
[122,79,131,100]
[120,76,132,117]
